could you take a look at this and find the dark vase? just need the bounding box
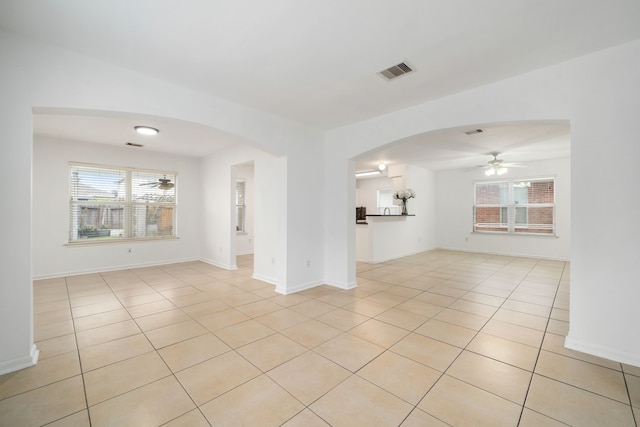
[401,199,408,215]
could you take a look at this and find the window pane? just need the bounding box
[132,171,175,200]
[475,182,508,205]
[70,166,124,201]
[70,203,125,240]
[474,206,508,232]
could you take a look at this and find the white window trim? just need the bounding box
[473,176,556,236]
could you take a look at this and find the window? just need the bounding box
[236,180,246,233]
[377,188,400,214]
[474,177,555,235]
[69,163,176,242]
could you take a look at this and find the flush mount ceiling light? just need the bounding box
[134,126,159,136]
[378,162,386,171]
[355,170,381,178]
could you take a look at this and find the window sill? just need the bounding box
[66,236,180,247]
[471,231,558,238]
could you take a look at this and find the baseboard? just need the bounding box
[235,250,254,256]
[33,257,201,280]
[276,279,325,295]
[0,344,39,375]
[565,335,640,367]
[324,280,358,290]
[251,273,278,286]
[200,258,237,271]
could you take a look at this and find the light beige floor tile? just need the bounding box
[218,291,263,307]
[126,299,177,318]
[314,333,385,372]
[79,333,154,372]
[0,351,80,399]
[449,299,498,317]
[145,319,208,349]
[84,351,171,406]
[546,318,569,335]
[502,299,552,317]
[180,299,229,318]
[623,363,640,377]
[134,308,191,332]
[268,293,311,308]
[390,333,461,372]
[316,308,369,331]
[281,408,331,426]
[280,319,343,348]
[400,408,449,426]
[290,299,339,318]
[45,410,90,427]
[461,291,505,307]
[158,333,230,372]
[525,374,635,426]
[418,375,522,427]
[158,285,199,298]
[72,308,131,332]
[169,291,215,307]
[201,374,305,427]
[197,307,250,331]
[76,319,141,348]
[627,373,640,408]
[70,293,119,308]
[34,308,73,328]
[394,299,444,318]
[34,318,75,342]
[71,300,124,318]
[433,308,489,330]
[492,308,548,331]
[535,350,629,403]
[34,299,70,315]
[316,291,360,307]
[467,332,539,371]
[234,299,283,317]
[237,333,307,371]
[358,350,440,404]
[0,376,86,427]
[343,299,389,317]
[348,318,409,348]
[374,307,429,331]
[310,375,413,427]
[89,376,195,427]
[176,351,260,405]
[116,291,165,307]
[255,308,309,331]
[162,408,211,427]
[542,332,621,370]
[364,291,410,307]
[215,319,275,348]
[267,351,350,405]
[414,318,476,348]
[36,333,77,360]
[412,291,456,307]
[519,408,571,426]
[447,350,531,404]
[481,318,544,348]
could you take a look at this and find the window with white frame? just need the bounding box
[377,188,400,214]
[474,177,555,235]
[236,180,246,233]
[69,163,176,242]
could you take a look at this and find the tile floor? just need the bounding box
[1,250,638,426]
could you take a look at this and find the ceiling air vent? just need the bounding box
[379,62,413,80]
[464,128,485,135]
[126,142,144,148]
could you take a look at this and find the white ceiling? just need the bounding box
[4,1,639,168]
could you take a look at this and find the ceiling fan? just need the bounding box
[480,152,526,176]
[140,176,174,190]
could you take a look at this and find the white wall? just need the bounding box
[436,157,570,260]
[325,40,640,366]
[235,164,254,256]
[200,145,285,288]
[32,138,202,278]
[0,29,323,373]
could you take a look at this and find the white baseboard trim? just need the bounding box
[235,250,254,256]
[564,335,640,367]
[0,344,39,375]
[324,280,358,290]
[251,273,278,286]
[200,258,237,271]
[33,257,201,280]
[276,279,325,295]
